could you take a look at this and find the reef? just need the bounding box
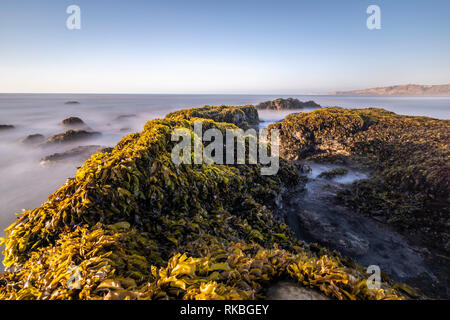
[0,105,407,300]
[256,98,321,111]
[269,107,450,253]
[167,105,259,129]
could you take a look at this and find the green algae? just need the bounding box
[270,107,449,252]
[0,105,406,300]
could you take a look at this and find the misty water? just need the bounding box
[0,94,449,273]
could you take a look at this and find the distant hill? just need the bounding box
[332,84,450,96]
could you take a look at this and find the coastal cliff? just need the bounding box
[332,84,450,96]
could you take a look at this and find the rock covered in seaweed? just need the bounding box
[0,105,406,300]
[256,98,321,111]
[167,105,259,129]
[269,107,450,252]
[60,117,86,128]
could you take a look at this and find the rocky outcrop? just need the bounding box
[60,117,87,128]
[167,105,259,129]
[64,101,80,105]
[40,145,112,165]
[0,125,14,131]
[41,129,101,146]
[269,107,450,253]
[0,105,405,300]
[21,134,45,145]
[256,98,321,110]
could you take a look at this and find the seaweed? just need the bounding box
[269,107,450,252]
[0,105,405,300]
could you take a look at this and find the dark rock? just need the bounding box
[256,98,321,110]
[60,117,86,128]
[317,168,348,179]
[21,134,45,145]
[40,145,111,165]
[41,129,101,146]
[0,125,15,131]
[64,101,80,105]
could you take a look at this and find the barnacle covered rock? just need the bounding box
[0,105,406,300]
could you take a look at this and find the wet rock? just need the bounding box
[60,117,87,128]
[115,114,136,121]
[0,124,15,131]
[266,281,329,300]
[256,98,321,110]
[40,145,111,165]
[64,101,80,105]
[317,168,348,179]
[41,129,101,146]
[21,134,45,145]
[270,107,450,254]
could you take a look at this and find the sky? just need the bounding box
[0,0,449,94]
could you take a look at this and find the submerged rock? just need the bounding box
[41,129,101,146]
[40,145,112,165]
[60,117,87,128]
[21,134,45,145]
[0,124,15,131]
[114,114,137,121]
[256,98,321,110]
[0,105,406,301]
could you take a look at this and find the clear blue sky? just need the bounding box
[0,0,449,94]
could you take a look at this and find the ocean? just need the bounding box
[0,93,449,270]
